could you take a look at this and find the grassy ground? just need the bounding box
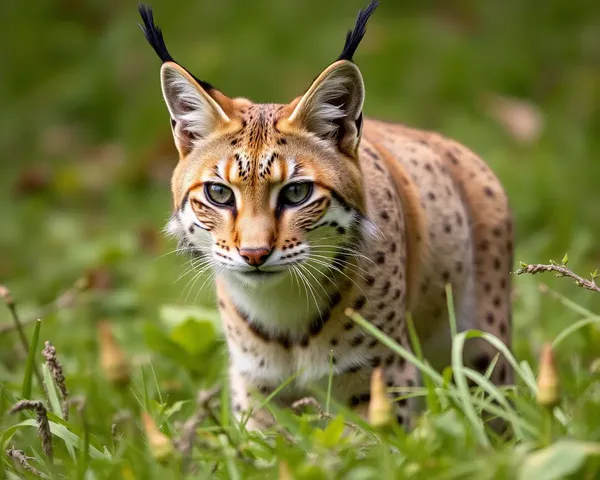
[1,0,600,478]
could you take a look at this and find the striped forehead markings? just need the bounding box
[216,151,295,184]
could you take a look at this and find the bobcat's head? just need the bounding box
[139,2,379,288]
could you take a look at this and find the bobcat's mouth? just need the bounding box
[233,267,287,282]
[241,269,280,278]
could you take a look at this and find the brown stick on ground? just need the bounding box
[516,263,600,294]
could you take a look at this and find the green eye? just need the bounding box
[281,182,312,206]
[205,183,234,206]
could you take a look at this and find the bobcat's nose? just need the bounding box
[239,247,272,267]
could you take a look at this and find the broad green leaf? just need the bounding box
[518,440,600,480]
[313,414,346,449]
[143,322,196,370]
[2,419,110,460]
[159,304,221,331]
[169,318,215,355]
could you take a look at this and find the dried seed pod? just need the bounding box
[42,341,69,419]
[141,411,174,463]
[536,343,560,408]
[9,401,53,461]
[368,367,393,429]
[97,321,130,388]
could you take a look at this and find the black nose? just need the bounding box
[239,247,272,266]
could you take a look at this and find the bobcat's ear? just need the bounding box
[284,0,379,156]
[160,62,230,157]
[287,60,365,157]
[138,4,230,157]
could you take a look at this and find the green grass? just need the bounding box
[2,0,600,478]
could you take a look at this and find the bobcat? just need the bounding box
[139,1,513,429]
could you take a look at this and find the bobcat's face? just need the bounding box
[167,102,368,286]
[142,9,369,286]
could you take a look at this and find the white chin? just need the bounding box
[230,269,287,286]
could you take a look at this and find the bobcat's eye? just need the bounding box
[205,183,234,206]
[280,182,313,206]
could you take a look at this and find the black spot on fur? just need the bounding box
[346,364,362,374]
[349,392,371,407]
[353,296,367,310]
[472,354,491,373]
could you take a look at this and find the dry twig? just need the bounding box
[9,400,53,461]
[517,263,600,294]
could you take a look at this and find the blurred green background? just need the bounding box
[1,0,599,391]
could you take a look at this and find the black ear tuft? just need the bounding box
[337,0,379,62]
[138,3,174,63]
[137,3,214,91]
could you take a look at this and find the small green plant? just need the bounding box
[1,260,600,478]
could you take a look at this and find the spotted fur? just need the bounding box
[141,1,513,430]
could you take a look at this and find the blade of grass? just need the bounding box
[541,284,597,318]
[21,319,42,399]
[141,365,149,412]
[148,361,163,405]
[41,364,63,419]
[451,331,489,446]
[326,349,334,415]
[552,316,600,348]
[445,284,457,340]
[462,367,526,439]
[407,313,439,414]
[221,378,230,429]
[218,434,240,480]
[346,309,445,386]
